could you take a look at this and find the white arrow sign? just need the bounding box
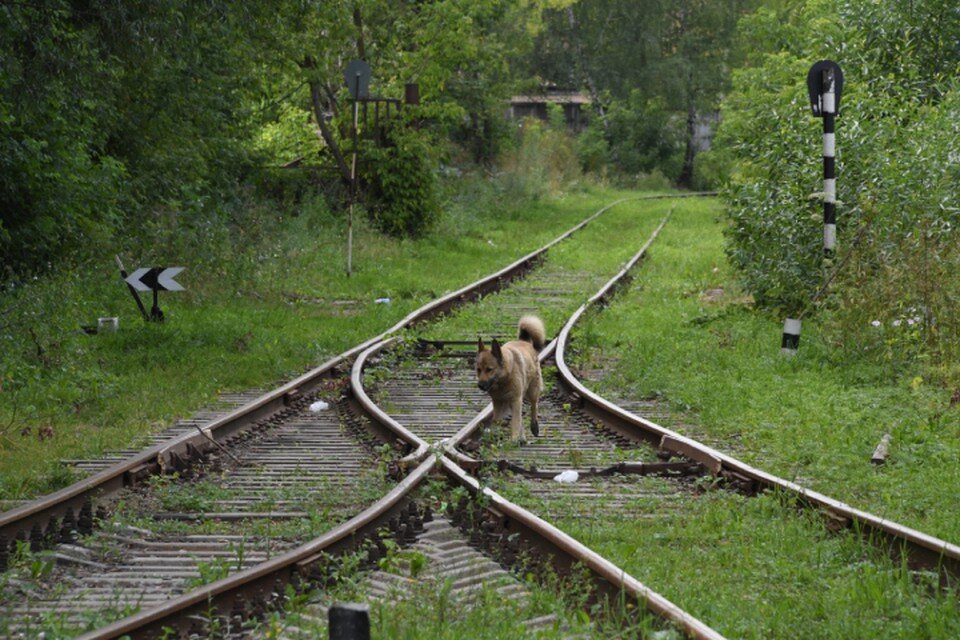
[124,267,185,292]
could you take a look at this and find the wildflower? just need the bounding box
[892,319,902,327]
[907,318,915,326]
[870,320,881,327]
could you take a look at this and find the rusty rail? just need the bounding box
[0,195,653,545]
[8,193,719,638]
[350,210,727,639]
[549,225,960,579]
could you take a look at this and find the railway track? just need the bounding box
[345,206,960,636]
[3,191,957,638]
[2,196,718,639]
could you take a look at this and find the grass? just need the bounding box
[0,180,658,500]
[498,482,960,640]
[571,196,960,542]
[544,195,960,638]
[253,491,676,640]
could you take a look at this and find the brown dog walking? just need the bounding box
[476,316,546,443]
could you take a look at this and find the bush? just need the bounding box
[575,122,610,174]
[365,126,441,238]
[604,92,684,181]
[499,118,582,201]
[719,0,960,375]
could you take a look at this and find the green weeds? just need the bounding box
[560,196,960,638]
[0,184,648,501]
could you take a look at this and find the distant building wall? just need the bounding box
[508,90,591,131]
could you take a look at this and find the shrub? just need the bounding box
[719,0,960,375]
[500,118,582,201]
[365,126,441,238]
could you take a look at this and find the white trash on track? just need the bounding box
[309,400,330,413]
[553,470,579,483]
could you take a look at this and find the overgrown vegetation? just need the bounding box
[548,197,960,638]
[0,172,613,501]
[0,0,567,280]
[719,0,960,380]
[526,0,758,186]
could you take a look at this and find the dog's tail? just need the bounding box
[517,315,546,351]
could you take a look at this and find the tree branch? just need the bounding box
[301,56,351,181]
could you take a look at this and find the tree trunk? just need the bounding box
[301,56,351,181]
[566,6,607,130]
[678,97,697,188]
[309,80,351,181]
[353,7,366,59]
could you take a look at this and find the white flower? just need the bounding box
[907,318,915,325]
[892,319,902,327]
[871,320,881,327]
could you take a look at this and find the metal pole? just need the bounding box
[821,68,837,257]
[115,255,149,321]
[348,73,360,277]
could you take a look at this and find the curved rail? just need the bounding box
[550,230,960,579]
[441,457,725,640]
[347,210,726,638]
[11,193,715,638]
[79,457,438,639]
[0,195,649,544]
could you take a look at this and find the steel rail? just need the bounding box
[349,335,432,466]
[549,232,960,579]
[4,194,719,639]
[0,195,649,544]
[346,210,725,639]
[440,457,726,640]
[443,210,672,459]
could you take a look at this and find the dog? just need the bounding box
[476,316,546,443]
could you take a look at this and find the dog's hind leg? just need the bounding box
[528,371,544,437]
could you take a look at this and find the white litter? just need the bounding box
[553,470,579,483]
[374,297,392,304]
[309,401,330,412]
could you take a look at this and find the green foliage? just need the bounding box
[604,93,683,180]
[552,199,960,637]
[574,124,610,174]
[365,126,441,238]
[719,0,960,372]
[1,1,569,280]
[524,0,758,184]
[500,118,582,200]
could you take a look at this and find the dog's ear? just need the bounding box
[477,337,485,352]
[491,339,503,363]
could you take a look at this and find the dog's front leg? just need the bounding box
[509,397,525,443]
[483,398,506,427]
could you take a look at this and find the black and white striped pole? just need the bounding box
[807,60,844,256]
[782,61,844,355]
[781,317,801,355]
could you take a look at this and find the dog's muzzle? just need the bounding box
[477,380,492,391]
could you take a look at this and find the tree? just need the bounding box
[522,0,757,185]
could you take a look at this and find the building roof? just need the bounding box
[510,90,591,105]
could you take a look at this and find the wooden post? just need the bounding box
[330,603,370,640]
